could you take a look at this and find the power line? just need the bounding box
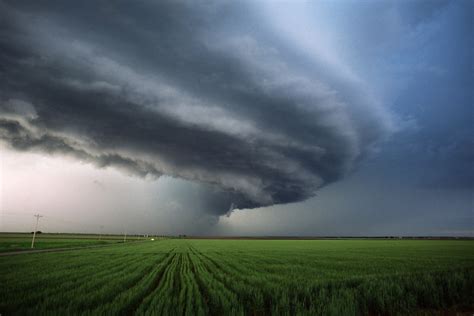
[31,214,43,248]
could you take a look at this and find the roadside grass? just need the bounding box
[0,233,146,252]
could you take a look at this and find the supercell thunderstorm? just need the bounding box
[0,1,391,214]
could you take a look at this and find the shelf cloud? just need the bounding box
[0,1,392,214]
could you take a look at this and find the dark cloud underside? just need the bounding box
[0,1,391,214]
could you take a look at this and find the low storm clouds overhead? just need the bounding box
[0,1,392,215]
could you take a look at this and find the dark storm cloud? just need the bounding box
[0,1,391,214]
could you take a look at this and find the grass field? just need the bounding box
[1,239,473,315]
[0,233,145,253]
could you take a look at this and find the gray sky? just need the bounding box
[0,0,472,236]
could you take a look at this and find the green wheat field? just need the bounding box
[1,238,473,315]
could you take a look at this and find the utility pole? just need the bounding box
[31,214,43,248]
[123,230,127,243]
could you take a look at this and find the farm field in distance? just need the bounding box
[1,239,473,315]
[0,233,145,253]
